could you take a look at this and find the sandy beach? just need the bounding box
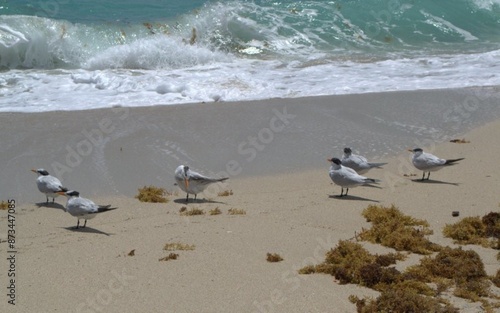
[1,87,500,312]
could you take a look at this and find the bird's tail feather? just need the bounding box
[368,162,387,168]
[364,178,381,184]
[97,206,118,213]
[445,158,464,165]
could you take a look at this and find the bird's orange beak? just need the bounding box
[327,158,333,162]
[184,178,189,190]
[407,149,414,152]
[30,169,37,173]
[57,191,66,196]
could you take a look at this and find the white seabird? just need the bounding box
[175,165,228,203]
[409,148,464,181]
[341,147,387,175]
[31,168,67,203]
[328,158,379,197]
[58,190,117,229]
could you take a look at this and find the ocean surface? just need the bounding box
[1,0,499,112]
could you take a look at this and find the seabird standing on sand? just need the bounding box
[409,148,464,181]
[341,147,387,174]
[31,168,67,203]
[175,165,228,203]
[58,190,117,229]
[328,158,379,197]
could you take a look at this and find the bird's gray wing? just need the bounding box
[352,154,369,164]
[43,176,65,192]
[422,153,447,167]
[189,171,227,183]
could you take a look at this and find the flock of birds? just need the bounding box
[32,147,464,229]
[327,147,464,197]
[30,169,117,229]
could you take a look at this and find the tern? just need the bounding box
[175,165,228,203]
[31,168,67,203]
[341,147,387,174]
[58,190,117,229]
[328,158,379,197]
[409,148,464,181]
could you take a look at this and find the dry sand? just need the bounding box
[1,87,500,312]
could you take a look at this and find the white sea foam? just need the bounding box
[1,48,499,112]
[1,1,500,113]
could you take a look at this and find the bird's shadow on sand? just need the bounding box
[63,226,112,236]
[36,202,66,211]
[173,198,226,205]
[410,179,460,186]
[328,195,380,202]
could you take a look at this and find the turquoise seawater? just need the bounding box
[0,0,499,111]
[1,0,207,22]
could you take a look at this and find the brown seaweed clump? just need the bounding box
[228,208,246,215]
[299,240,405,289]
[492,270,500,288]
[482,212,500,239]
[179,207,205,216]
[300,206,500,312]
[135,185,169,203]
[349,286,458,313]
[405,247,491,303]
[302,240,461,312]
[359,204,442,254]
[159,253,179,261]
[266,253,283,262]
[349,246,494,312]
[209,207,222,215]
[164,243,195,251]
[443,212,500,248]
[299,240,375,283]
[0,201,8,210]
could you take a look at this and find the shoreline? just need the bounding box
[1,86,500,202]
[1,85,499,115]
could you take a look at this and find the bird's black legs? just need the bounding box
[339,187,349,197]
[75,219,87,229]
[185,193,198,203]
[426,172,430,180]
[421,172,425,181]
[46,196,49,203]
[421,172,431,181]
